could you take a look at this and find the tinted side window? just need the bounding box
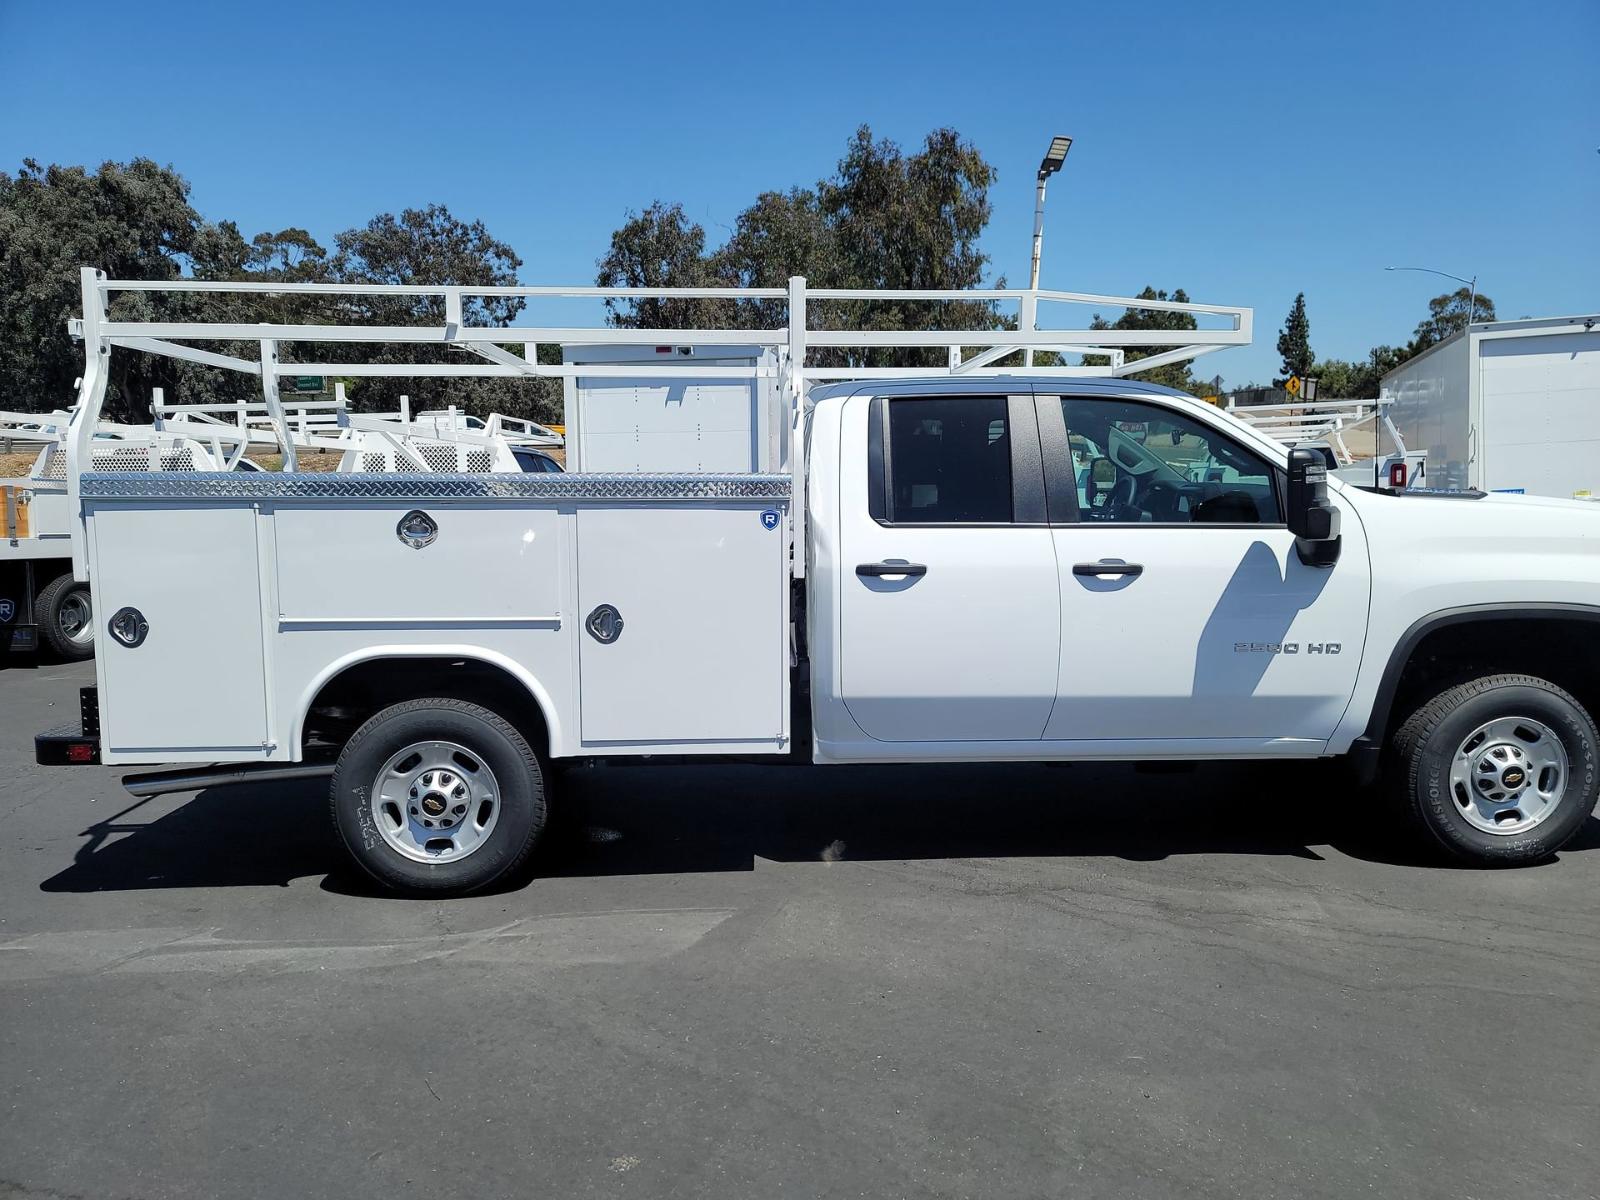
[1062,397,1280,525]
[886,397,1012,524]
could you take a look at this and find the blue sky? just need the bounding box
[2,0,1596,386]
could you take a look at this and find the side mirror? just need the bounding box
[1286,447,1341,567]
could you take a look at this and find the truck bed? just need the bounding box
[81,472,792,764]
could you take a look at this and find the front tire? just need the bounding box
[36,571,93,660]
[330,698,547,895]
[1391,674,1599,865]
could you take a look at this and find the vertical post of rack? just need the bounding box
[66,268,110,580]
[787,275,808,580]
[1021,290,1039,369]
[259,340,297,472]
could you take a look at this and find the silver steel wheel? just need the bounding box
[57,588,92,646]
[370,740,501,864]
[1447,716,1570,836]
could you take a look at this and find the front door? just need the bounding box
[1041,393,1370,746]
[836,392,1061,743]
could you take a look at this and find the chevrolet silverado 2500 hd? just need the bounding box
[36,272,1600,893]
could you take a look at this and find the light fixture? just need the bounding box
[1038,136,1073,179]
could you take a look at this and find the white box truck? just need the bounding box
[35,271,1600,894]
[1381,315,1600,496]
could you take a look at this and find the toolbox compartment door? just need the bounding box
[89,503,269,758]
[575,504,787,745]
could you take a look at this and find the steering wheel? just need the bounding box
[1088,468,1137,517]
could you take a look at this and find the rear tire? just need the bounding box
[36,571,93,660]
[1390,674,1599,865]
[330,698,547,895]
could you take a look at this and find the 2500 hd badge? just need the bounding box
[1234,642,1342,654]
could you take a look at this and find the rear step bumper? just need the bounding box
[121,763,335,798]
[36,687,334,796]
[4,623,39,655]
[35,686,100,764]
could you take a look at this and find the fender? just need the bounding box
[290,643,565,760]
[1346,602,1600,781]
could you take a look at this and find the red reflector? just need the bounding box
[654,346,672,354]
[65,742,94,763]
[1389,462,1407,488]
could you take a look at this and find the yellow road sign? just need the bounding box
[1285,376,1302,397]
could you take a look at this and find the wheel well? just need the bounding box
[301,657,551,761]
[1381,616,1600,738]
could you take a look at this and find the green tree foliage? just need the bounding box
[596,201,731,329]
[1309,289,1493,398]
[0,160,558,422]
[1411,287,1496,351]
[324,205,556,418]
[1308,345,1408,398]
[597,126,1001,368]
[1276,292,1313,383]
[1084,287,1200,392]
[0,158,204,419]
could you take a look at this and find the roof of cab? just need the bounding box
[806,375,1199,402]
[805,373,1293,465]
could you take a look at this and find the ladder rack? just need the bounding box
[61,268,1254,574]
[1226,398,1380,466]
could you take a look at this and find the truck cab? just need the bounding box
[803,378,1371,760]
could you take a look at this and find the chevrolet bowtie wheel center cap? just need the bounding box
[406,768,469,829]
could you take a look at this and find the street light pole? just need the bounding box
[1385,265,1479,339]
[1029,175,1048,290]
[1027,136,1072,367]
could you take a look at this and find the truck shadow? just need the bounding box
[539,760,1600,883]
[39,783,340,893]
[38,761,1600,895]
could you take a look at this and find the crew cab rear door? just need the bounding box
[1040,392,1371,748]
[835,392,1061,742]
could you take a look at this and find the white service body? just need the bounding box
[83,475,791,763]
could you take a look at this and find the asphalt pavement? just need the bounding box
[2,658,1597,1199]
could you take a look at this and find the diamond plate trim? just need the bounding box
[80,471,793,501]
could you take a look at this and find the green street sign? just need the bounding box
[286,376,325,393]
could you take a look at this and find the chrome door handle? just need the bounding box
[1072,560,1143,578]
[856,561,928,578]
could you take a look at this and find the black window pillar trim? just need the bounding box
[1032,392,1080,524]
[1006,393,1049,525]
[867,396,888,522]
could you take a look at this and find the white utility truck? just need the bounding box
[36,270,1600,894]
[1,404,264,661]
[2,410,84,658]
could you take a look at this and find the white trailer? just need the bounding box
[37,269,1600,893]
[1380,315,1600,496]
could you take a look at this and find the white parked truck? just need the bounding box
[36,270,1600,893]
